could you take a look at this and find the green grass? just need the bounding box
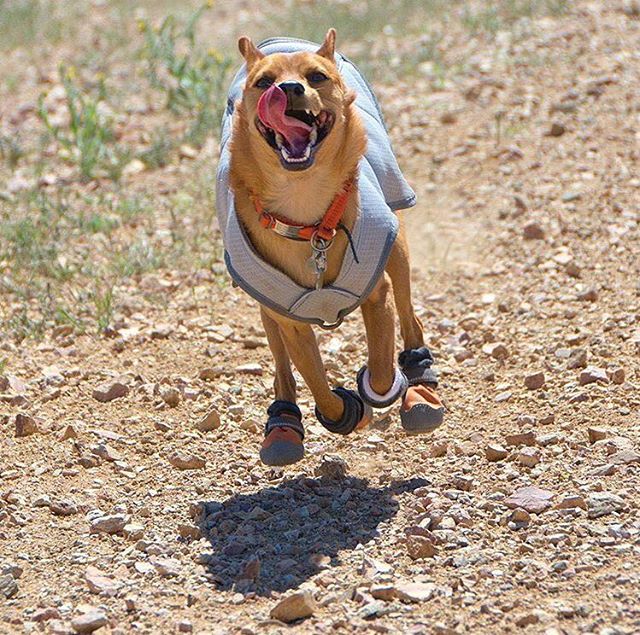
[462,0,568,35]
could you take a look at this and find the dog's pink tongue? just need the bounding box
[257,84,312,156]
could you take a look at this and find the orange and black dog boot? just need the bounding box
[259,401,305,466]
[398,347,445,433]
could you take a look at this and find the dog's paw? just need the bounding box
[260,427,304,466]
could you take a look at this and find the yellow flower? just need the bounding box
[96,72,106,82]
[206,0,214,7]
[136,18,147,33]
[66,66,77,80]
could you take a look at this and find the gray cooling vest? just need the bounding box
[216,37,416,328]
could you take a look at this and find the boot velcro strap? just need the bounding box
[265,400,304,440]
[315,387,364,436]
[399,346,438,388]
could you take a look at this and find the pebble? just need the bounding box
[85,566,122,596]
[587,492,625,519]
[195,408,221,431]
[168,451,206,470]
[315,454,348,479]
[504,486,555,513]
[153,558,181,577]
[555,495,587,510]
[92,381,129,403]
[524,371,545,390]
[160,386,181,407]
[517,447,541,467]
[579,366,608,385]
[270,591,316,623]
[566,348,587,369]
[234,363,263,376]
[71,610,108,633]
[482,342,509,360]
[609,449,640,465]
[485,444,509,462]
[547,121,566,136]
[14,413,39,437]
[50,499,79,516]
[395,581,436,603]
[523,221,545,240]
[90,514,129,535]
[505,431,536,447]
[0,574,18,598]
[406,535,437,560]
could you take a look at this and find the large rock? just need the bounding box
[270,591,316,623]
[504,487,555,514]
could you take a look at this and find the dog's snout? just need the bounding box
[278,81,305,97]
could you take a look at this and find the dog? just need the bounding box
[216,30,444,466]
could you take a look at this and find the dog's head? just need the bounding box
[236,29,360,172]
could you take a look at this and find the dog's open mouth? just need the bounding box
[255,110,335,170]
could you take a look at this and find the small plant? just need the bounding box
[37,66,129,181]
[138,129,174,169]
[138,4,232,146]
[91,284,115,333]
[0,134,24,168]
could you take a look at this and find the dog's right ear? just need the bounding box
[238,36,265,71]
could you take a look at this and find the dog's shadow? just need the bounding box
[196,475,427,595]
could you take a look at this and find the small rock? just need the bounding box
[60,424,78,440]
[566,348,588,369]
[609,449,640,466]
[395,582,436,603]
[524,372,545,390]
[50,499,78,516]
[71,610,108,633]
[523,221,545,240]
[14,413,39,437]
[482,342,509,360]
[547,121,566,137]
[579,366,608,385]
[270,591,316,623]
[168,451,206,470]
[406,535,437,560]
[485,444,509,462]
[195,408,221,432]
[504,487,555,514]
[90,514,128,535]
[160,385,181,407]
[315,454,348,479]
[371,585,397,601]
[199,367,225,380]
[0,574,18,598]
[92,381,129,403]
[153,558,181,577]
[607,367,625,384]
[587,492,625,519]
[588,426,610,443]
[577,288,598,302]
[555,495,587,510]
[85,566,122,596]
[505,431,536,447]
[234,363,263,376]
[517,447,541,468]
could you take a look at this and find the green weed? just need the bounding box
[91,284,115,332]
[37,67,129,182]
[0,135,25,168]
[138,3,233,146]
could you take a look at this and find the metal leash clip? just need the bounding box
[307,231,333,290]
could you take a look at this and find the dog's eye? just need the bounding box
[307,71,328,84]
[255,76,274,89]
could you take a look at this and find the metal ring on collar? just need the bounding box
[356,366,408,408]
[315,387,365,435]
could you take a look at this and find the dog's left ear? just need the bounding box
[316,28,336,61]
[238,36,265,71]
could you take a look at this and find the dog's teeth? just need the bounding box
[275,133,285,148]
[309,126,317,145]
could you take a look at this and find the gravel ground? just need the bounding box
[1,1,640,634]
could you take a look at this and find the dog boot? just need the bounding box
[259,400,305,466]
[398,346,444,433]
[356,365,408,408]
[315,387,372,434]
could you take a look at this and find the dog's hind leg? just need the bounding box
[385,217,445,433]
[259,306,304,466]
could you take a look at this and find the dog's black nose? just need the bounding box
[278,81,305,97]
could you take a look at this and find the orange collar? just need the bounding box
[251,178,354,242]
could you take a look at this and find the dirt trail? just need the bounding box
[2,2,640,634]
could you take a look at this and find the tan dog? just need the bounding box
[223,30,444,465]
